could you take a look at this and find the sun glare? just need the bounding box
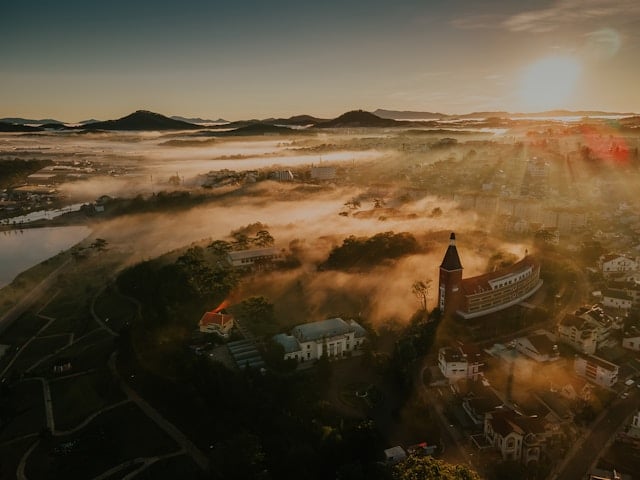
[518,56,581,111]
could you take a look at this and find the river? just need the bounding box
[0,226,90,288]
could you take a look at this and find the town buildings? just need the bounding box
[557,305,613,354]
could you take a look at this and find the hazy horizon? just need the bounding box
[2,0,639,121]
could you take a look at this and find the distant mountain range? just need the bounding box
[316,110,404,128]
[0,122,43,132]
[85,110,201,131]
[170,115,228,124]
[374,108,637,120]
[2,108,638,134]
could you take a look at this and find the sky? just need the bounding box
[1,0,639,121]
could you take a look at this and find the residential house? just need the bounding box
[272,318,367,363]
[484,408,546,464]
[622,328,640,352]
[515,332,559,362]
[462,382,504,427]
[437,343,484,382]
[602,289,633,311]
[557,305,613,354]
[574,354,619,388]
[600,254,638,277]
[199,311,234,337]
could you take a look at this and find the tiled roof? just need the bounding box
[460,256,538,295]
[199,312,233,327]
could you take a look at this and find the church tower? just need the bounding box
[439,232,463,316]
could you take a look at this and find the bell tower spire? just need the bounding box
[438,232,463,315]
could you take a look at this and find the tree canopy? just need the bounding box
[393,454,480,480]
[323,232,420,270]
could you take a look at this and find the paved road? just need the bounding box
[552,389,640,480]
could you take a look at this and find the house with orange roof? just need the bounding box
[199,311,234,337]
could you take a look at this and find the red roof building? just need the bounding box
[438,233,543,319]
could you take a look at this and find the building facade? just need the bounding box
[437,343,484,382]
[557,305,612,354]
[273,318,367,363]
[574,354,619,388]
[438,232,543,319]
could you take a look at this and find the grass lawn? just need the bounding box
[0,312,47,346]
[39,293,99,338]
[135,454,205,480]
[9,335,71,375]
[0,436,39,480]
[93,286,137,333]
[34,330,115,379]
[0,379,46,442]
[0,313,49,373]
[49,368,125,431]
[25,402,179,480]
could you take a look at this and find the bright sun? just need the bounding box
[518,56,581,111]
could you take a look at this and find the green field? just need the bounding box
[34,330,115,379]
[9,335,71,375]
[50,368,125,431]
[0,312,48,346]
[39,294,99,337]
[93,286,137,333]
[25,403,179,480]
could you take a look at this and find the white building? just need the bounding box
[574,354,619,388]
[437,343,483,382]
[602,290,633,311]
[557,305,612,354]
[272,318,367,363]
[599,254,638,277]
[226,247,283,269]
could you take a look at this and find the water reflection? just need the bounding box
[0,226,90,288]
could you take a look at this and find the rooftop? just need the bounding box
[272,333,301,354]
[460,256,539,296]
[292,317,364,342]
[199,311,233,327]
[440,232,463,271]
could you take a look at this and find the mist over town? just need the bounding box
[2,1,640,480]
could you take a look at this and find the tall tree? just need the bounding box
[412,279,432,312]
